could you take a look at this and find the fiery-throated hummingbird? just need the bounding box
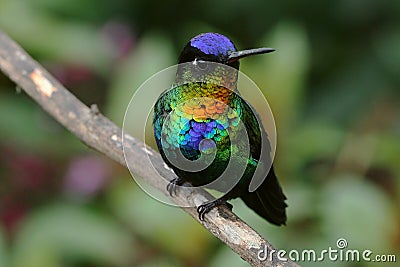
[153,33,287,225]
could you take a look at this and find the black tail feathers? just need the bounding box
[240,167,287,226]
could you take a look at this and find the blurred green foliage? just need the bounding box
[0,0,399,266]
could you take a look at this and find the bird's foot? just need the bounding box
[197,199,232,221]
[167,177,185,196]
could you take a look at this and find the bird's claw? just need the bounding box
[197,200,232,221]
[167,177,184,196]
[197,203,212,221]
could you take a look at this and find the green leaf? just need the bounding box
[242,21,310,130]
[0,226,8,267]
[107,178,213,262]
[0,92,83,154]
[318,175,397,252]
[208,246,249,267]
[0,1,112,73]
[12,203,134,267]
[105,33,175,129]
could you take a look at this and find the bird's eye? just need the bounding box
[193,59,208,70]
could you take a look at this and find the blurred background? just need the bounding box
[0,0,399,266]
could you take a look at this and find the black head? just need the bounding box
[178,33,275,70]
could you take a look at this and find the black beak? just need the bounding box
[227,47,275,63]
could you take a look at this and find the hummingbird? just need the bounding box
[153,33,287,225]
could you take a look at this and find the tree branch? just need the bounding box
[0,29,300,267]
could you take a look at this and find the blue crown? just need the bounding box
[190,33,237,57]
